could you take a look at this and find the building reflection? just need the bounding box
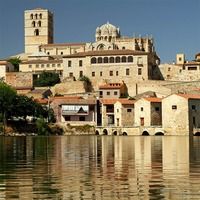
[0,135,198,199]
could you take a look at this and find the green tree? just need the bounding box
[0,82,17,133]
[8,57,21,72]
[34,72,60,87]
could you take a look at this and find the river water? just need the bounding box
[0,136,199,200]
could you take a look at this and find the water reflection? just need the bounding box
[0,136,200,199]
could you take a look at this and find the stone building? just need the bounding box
[50,96,97,125]
[162,94,200,135]
[24,8,54,54]
[98,81,128,98]
[0,61,14,80]
[134,97,162,126]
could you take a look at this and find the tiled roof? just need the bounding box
[99,98,118,105]
[143,97,162,102]
[177,94,200,100]
[184,61,200,65]
[0,61,8,65]
[40,43,86,48]
[51,96,96,105]
[63,50,149,58]
[35,98,49,104]
[99,83,122,89]
[116,99,135,105]
[21,59,63,64]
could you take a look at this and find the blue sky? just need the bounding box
[0,0,200,63]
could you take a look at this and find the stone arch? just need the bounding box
[109,57,114,63]
[155,132,164,136]
[116,56,120,63]
[194,132,200,136]
[113,131,117,135]
[95,130,99,135]
[122,132,128,136]
[32,21,36,27]
[91,57,96,64]
[34,29,39,36]
[103,57,108,63]
[128,56,133,62]
[122,56,127,63]
[142,131,149,136]
[97,44,105,50]
[103,129,108,135]
[97,57,103,63]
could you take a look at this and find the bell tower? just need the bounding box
[24,8,54,54]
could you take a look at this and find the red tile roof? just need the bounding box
[35,98,49,104]
[99,98,118,105]
[99,83,122,89]
[143,97,162,102]
[177,94,200,100]
[21,59,62,64]
[116,99,135,105]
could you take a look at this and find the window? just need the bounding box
[141,107,143,111]
[38,21,41,27]
[69,72,73,77]
[127,109,132,112]
[116,57,120,63]
[188,66,197,70]
[155,107,160,111]
[100,71,102,76]
[41,64,44,68]
[117,109,119,113]
[168,68,171,71]
[97,57,102,63]
[34,29,39,36]
[99,91,103,97]
[122,56,126,63]
[128,56,133,62]
[116,71,118,76]
[172,105,177,110]
[192,105,196,110]
[103,57,108,63]
[68,60,71,67]
[122,46,126,49]
[114,91,118,95]
[61,52,63,55]
[109,57,114,63]
[92,72,95,77]
[79,116,85,121]
[64,116,71,121]
[126,68,130,76]
[47,52,50,55]
[79,60,82,67]
[36,64,39,68]
[138,68,142,75]
[39,13,42,19]
[110,71,113,76]
[91,57,96,64]
[52,64,55,67]
[107,91,110,95]
[32,21,36,27]
[79,71,83,77]
[30,14,33,19]
[57,64,61,67]
[183,66,185,70]
[193,117,196,126]
[137,57,143,65]
[35,14,38,19]
[47,64,50,67]
[29,65,32,68]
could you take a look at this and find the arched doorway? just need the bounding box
[95,130,99,135]
[113,131,117,136]
[142,131,149,136]
[155,132,164,136]
[122,132,127,136]
[103,129,108,135]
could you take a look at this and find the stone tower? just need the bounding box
[24,8,54,54]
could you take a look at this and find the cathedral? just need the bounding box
[19,8,161,95]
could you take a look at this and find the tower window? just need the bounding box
[34,29,39,36]
[91,57,96,64]
[39,13,42,19]
[126,68,130,76]
[30,14,33,19]
[79,60,83,67]
[128,56,133,62]
[35,14,38,19]
[138,68,142,75]
[38,21,41,27]
[32,21,35,27]
[122,56,127,63]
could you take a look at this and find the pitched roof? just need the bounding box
[99,83,123,89]
[177,94,200,100]
[51,96,96,105]
[35,98,49,104]
[143,97,162,102]
[99,98,118,105]
[116,99,135,105]
[63,50,149,58]
[21,59,62,64]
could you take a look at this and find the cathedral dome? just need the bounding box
[99,22,120,36]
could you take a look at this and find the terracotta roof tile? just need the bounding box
[177,94,200,100]
[99,83,122,89]
[99,98,119,105]
[143,97,162,102]
[21,59,62,64]
[40,43,86,48]
[116,99,135,105]
[35,98,49,104]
